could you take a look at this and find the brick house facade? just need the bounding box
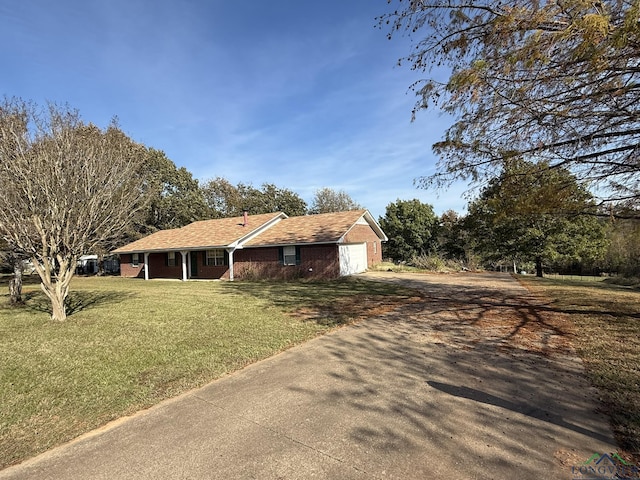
[113,210,386,281]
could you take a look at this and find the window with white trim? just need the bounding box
[167,251,177,267]
[206,249,227,266]
[283,246,297,266]
[132,253,140,266]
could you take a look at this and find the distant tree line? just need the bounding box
[133,168,362,237]
[380,161,638,278]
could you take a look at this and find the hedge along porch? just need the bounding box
[113,210,387,281]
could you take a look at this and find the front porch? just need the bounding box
[119,249,236,281]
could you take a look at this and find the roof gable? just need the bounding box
[244,209,387,247]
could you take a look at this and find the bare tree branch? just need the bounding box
[0,98,149,320]
[381,0,640,206]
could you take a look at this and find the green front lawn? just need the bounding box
[0,275,414,469]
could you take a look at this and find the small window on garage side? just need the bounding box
[167,251,177,267]
[132,253,140,266]
[283,246,297,266]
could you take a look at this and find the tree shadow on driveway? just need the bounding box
[426,380,612,444]
[275,272,617,479]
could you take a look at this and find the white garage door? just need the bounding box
[339,243,367,276]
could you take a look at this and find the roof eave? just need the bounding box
[245,240,338,248]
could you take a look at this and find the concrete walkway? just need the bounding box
[0,273,616,479]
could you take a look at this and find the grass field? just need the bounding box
[519,275,640,462]
[0,275,415,469]
[2,273,638,468]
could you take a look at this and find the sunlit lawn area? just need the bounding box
[0,275,415,469]
[519,275,640,462]
[3,272,638,469]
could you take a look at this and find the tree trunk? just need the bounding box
[97,253,105,276]
[49,289,67,321]
[41,280,70,321]
[9,257,23,304]
[33,255,76,321]
[535,256,544,278]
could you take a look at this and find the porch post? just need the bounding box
[143,252,149,280]
[227,248,235,281]
[181,251,188,281]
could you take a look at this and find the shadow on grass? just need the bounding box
[220,277,419,327]
[7,289,137,317]
[0,274,41,288]
[520,276,640,320]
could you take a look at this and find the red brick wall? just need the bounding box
[189,251,230,280]
[235,245,340,280]
[343,224,384,267]
[119,253,144,278]
[146,252,184,279]
[119,252,199,279]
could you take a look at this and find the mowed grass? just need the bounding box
[519,276,640,461]
[0,275,414,469]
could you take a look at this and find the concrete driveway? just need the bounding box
[0,272,616,479]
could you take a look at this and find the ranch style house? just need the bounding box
[112,209,387,281]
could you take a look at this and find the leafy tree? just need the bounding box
[141,149,210,232]
[435,209,481,268]
[436,210,465,260]
[202,177,307,217]
[381,1,640,210]
[379,199,439,262]
[309,187,362,214]
[465,160,608,276]
[603,211,640,276]
[0,99,148,320]
[201,176,243,218]
[258,183,308,217]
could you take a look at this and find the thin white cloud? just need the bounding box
[0,0,469,218]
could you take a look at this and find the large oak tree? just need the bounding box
[382,0,640,210]
[0,99,148,320]
[465,160,608,276]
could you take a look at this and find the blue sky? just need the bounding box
[0,0,467,219]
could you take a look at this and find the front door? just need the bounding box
[190,252,199,278]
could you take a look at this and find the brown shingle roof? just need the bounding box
[244,209,369,246]
[112,209,385,254]
[112,212,284,253]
